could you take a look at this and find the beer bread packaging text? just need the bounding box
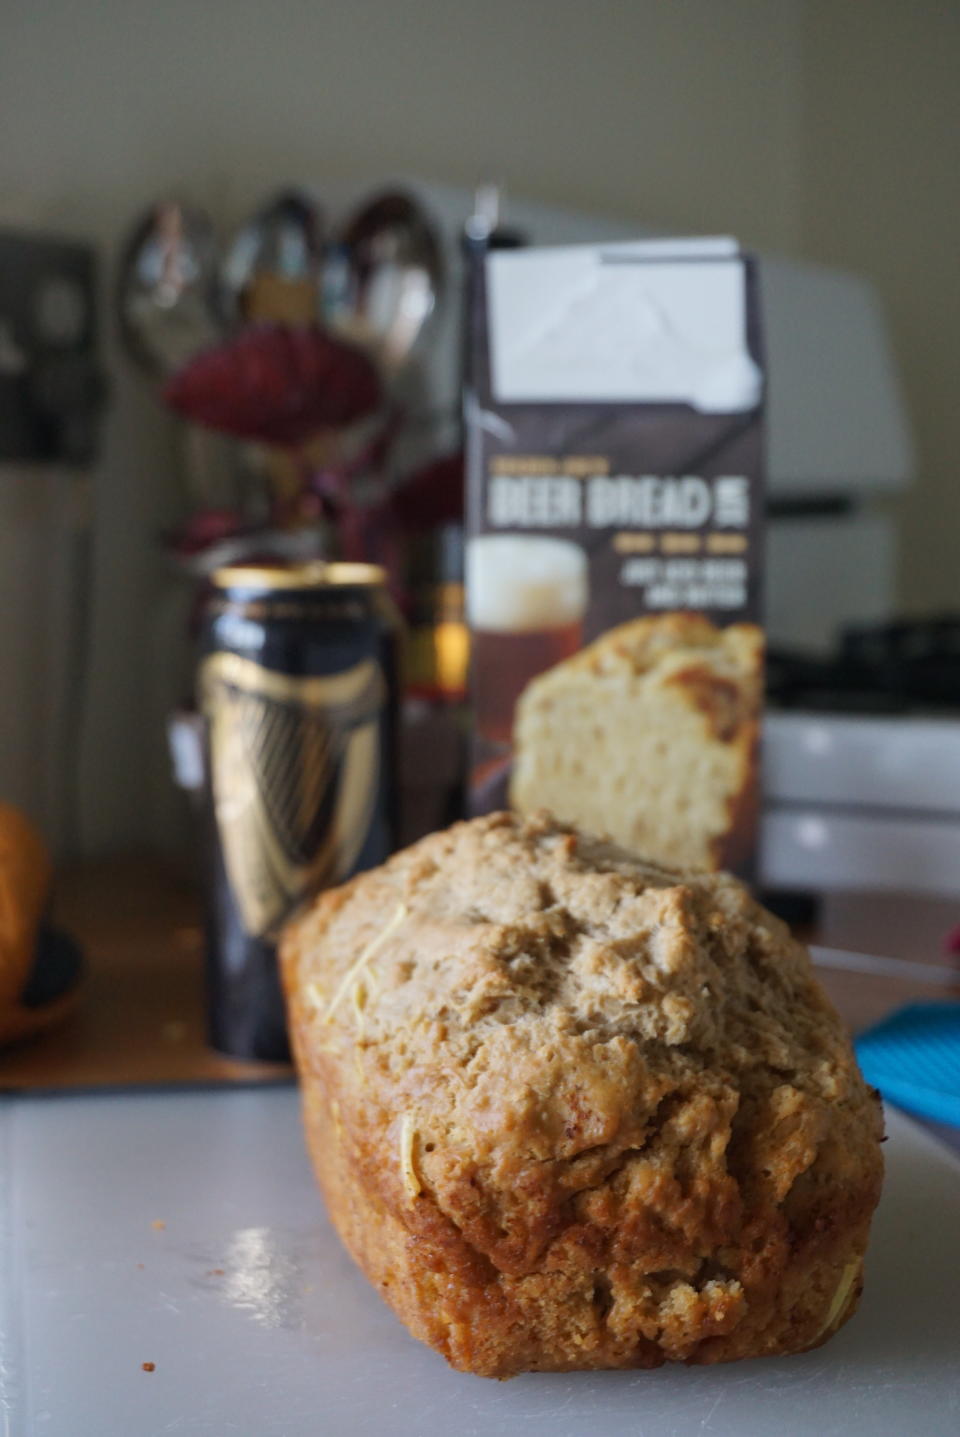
[466,238,765,875]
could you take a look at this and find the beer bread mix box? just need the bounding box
[465,238,765,876]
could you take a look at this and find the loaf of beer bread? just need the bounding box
[280,812,883,1378]
[510,612,763,871]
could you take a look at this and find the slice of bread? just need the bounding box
[509,612,762,871]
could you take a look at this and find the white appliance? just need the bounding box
[317,179,929,899]
[324,177,914,654]
[762,710,960,898]
[363,182,930,898]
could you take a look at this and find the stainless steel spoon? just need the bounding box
[221,186,325,326]
[330,189,443,369]
[116,199,222,377]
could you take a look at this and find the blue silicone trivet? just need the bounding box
[855,1002,960,1127]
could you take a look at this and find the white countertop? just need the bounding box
[2,1085,958,1437]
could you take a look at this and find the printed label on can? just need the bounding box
[200,651,385,936]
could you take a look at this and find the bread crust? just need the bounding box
[281,812,883,1378]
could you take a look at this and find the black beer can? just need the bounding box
[198,561,401,1061]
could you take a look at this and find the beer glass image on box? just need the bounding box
[465,238,765,874]
[467,535,588,747]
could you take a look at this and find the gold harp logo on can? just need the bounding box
[201,651,385,938]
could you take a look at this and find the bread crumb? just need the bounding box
[351,979,367,1033]
[818,1260,860,1338]
[142,1362,155,1373]
[399,1113,421,1199]
[206,1268,225,1277]
[324,903,407,1023]
[151,1220,166,1231]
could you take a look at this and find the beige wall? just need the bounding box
[800,0,960,612]
[2,1,958,851]
[0,0,804,852]
[0,0,804,249]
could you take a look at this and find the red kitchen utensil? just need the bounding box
[163,322,382,447]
